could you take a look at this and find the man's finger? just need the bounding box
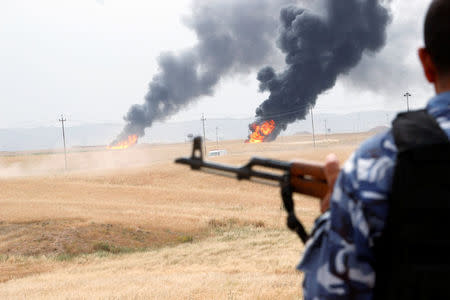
[320,154,340,213]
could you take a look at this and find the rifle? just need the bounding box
[175,137,328,244]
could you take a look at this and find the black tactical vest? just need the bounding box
[374,110,450,300]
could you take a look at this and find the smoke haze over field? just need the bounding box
[116,0,294,142]
[253,0,391,139]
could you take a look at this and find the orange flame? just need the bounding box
[107,134,138,150]
[246,120,276,143]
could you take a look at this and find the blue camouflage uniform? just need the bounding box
[298,92,450,300]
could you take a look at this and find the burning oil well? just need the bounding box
[247,0,391,142]
[246,120,277,144]
[111,0,391,146]
[107,134,138,150]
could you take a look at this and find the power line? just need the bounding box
[216,126,219,149]
[251,103,312,121]
[59,114,68,171]
[201,113,207,155]
[310,107,316,148]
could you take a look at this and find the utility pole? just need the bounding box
[357,113,361,133]
[404,92,411,112]
[310,107,316,148]
[59,114,67,171]
[324,119,328,142]
[201,113,207,155]
[216,126,219,149]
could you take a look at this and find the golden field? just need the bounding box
[0,133,373,299]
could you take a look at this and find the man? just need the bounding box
[298,0,450,299]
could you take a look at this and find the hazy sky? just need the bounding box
[0,0,433,129]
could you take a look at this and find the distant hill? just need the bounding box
[0,124,123,152]
[368,126,390,134]
[0,110,400,152]
[294,131,311,135]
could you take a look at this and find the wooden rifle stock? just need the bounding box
[290,161,328,198]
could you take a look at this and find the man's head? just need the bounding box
[419,0,450,93]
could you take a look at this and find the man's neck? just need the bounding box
[435,76,450,94]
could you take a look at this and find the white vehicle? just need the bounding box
[207,149,227,157]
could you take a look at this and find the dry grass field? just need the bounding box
[0,132,375,299]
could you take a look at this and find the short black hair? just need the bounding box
[425,0,450,75]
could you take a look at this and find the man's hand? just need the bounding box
[321,154,340,213]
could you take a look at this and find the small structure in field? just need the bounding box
[208,149,227,157]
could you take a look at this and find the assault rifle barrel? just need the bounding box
[175,156,288,182]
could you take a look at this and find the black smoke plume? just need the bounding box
[253,0,391,140]
[114,0,293,142]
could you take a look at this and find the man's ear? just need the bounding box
[418,48,437,83]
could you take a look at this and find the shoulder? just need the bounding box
[339,129,397,203]
[356,129,397,160]
[342,129,397,178]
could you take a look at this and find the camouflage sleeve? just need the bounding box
[298,131,397,300]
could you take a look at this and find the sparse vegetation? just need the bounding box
[208,218,266,232]
[55,253,76,262]
[177,235,194,243]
